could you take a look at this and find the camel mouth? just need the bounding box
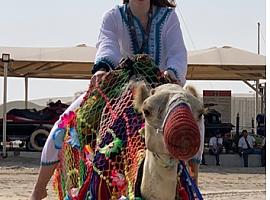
[163,103,200,161]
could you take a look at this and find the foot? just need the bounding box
[216,163,221,166]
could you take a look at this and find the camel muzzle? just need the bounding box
[163,103,200,161]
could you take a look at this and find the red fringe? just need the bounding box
[74,166,93,200]
[178,186,189,200]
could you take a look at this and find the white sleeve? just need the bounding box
[94,7,122,73]
[40,92,86,166]
[252,136,256,144]
[238,138,244,148]
[165,10,187,86]
[262,137,265,146]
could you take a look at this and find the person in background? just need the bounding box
[238,129,256,167]
[200,152,207,165]
[223,132,233,153]
[260,136,266,167]
[209,132,223,166]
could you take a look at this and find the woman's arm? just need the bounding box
[92,7,122,74]
[30,93,86,199]
[30,164,57,200]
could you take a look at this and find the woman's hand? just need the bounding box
[163,70,181,85]
[90,70,107,87]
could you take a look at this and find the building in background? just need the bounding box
[203,91,262,133]
[231,93,261,132]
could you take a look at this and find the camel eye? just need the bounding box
[198,113,203,119]
[143,108,151,117]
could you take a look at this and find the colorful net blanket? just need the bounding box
[53,55,202,200]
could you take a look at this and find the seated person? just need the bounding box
[238,129,256,167]
[209,132,223,166]
[223,132,232,153]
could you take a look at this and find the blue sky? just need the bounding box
[0,0,266,101]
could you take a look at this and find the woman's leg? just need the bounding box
[188,160,199,185]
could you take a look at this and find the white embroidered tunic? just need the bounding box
[94,4,187,85]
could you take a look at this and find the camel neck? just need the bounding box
[140,150,178,200]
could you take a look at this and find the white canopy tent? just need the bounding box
[187,46,265,80]
[0,45,266,156]
[1,45,265,80]
[0,46,96,79]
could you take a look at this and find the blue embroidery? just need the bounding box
[41,160,60,166]
[52,128,66,150]
[67,127,80,149]
[119,5,173,66]
[167,67,179,79]
[133,16,145,53]
[95,57,116,70]
[155,8,172,65]
[119,5,137,54]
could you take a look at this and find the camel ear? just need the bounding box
[150,89,155,95]
[203,107,209,114]
[133,82,150,112]
[184,85,199,98]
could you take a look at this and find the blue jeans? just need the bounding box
[241,149,254,167]
[209,148,222,165]
[261,148,266,167]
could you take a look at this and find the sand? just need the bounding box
[0,154,266,200]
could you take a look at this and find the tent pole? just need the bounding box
[263,83,266,114]
[2,61,8,157]
[255,80,259,135]
[243,80,261,135]
[242,80,263,96]
[257,22,260,55]
[25,77,28,109]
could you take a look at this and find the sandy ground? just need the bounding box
[0,154,266,200]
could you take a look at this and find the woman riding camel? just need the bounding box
[31,1,204,199]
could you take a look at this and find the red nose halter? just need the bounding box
[163,104,200,161]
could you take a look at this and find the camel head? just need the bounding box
[134,83,204,161]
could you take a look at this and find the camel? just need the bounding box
[50,55,205,200]
[133,82,205,200]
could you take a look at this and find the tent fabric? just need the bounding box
[187,46,266,80]
[0,46,266,80]
[0,46,96,79]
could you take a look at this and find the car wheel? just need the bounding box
[30,129,49,151]
[26,140,35,151]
